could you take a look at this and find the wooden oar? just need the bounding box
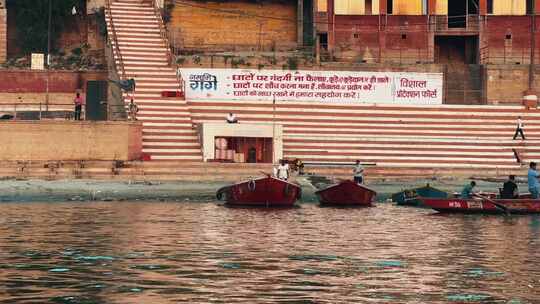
[260,171,271,177]
[473,193,510,215]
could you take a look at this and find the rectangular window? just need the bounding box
[334,0,364,15]
[487,0,493,14]
[334,0,379,15]
[388,0,393,14]
[492,0,526,15]
[317,0,327,12]
[393,0,424,15]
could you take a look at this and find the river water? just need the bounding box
[0,201,539,304]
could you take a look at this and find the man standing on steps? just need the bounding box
[128,99,139,121]
[528,162,540,199]
[513,116,526,140]
[353,160,364,184]
[73,92,84,121]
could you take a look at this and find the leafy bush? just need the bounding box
[7,0,84,54]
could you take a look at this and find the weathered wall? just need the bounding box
[485,64,540,104]
[0,70,107,104]
[0,8,6,64]
[330,15,431,63]
[0,121,142,161]
[87,0,105,14]
[169,0,297,51]
[482,16,538,65]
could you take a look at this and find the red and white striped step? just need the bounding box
[188,100,540,169]
[105,0,202,161]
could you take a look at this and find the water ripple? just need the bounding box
[0,202,539,303]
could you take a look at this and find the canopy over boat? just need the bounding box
[392,183,448,206]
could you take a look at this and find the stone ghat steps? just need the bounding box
[187,100,540,167]
[0,161,527,182]
[106,0,203,161]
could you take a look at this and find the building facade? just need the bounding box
[316,0,538,65]
[313,0,540,104]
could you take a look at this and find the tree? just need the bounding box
[7,0,82,54]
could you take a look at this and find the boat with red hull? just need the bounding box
[216,176,301,207]
[421,198,540,214]
[316,180,377,207]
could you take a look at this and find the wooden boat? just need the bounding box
[315,180,377,206]
[392,183,448,206]
[420,197,540,214]
[216,176,301,207]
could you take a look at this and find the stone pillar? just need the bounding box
[428,0,436,15]
[479,0,487,15]
[0,1,6,64]
[297,0,304,46]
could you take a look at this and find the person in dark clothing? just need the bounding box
[501,175,519,199]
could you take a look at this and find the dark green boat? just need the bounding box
[392,184,449,207]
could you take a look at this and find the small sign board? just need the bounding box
[31,53,45,70]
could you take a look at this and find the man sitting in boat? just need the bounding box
[501,175,519,199]
[460,181,477,199]
[528,162,540,199]
[277,159,290,181]
[353,160,364,184]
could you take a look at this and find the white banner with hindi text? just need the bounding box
[178,68,443,104]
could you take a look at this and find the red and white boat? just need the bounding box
[315,180,377,207]
[216,176,301,207]
[420,197,540,214]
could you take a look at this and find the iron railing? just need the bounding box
[150,0,173,66]
[0,103,127,121]
[105,0,126,79]
[147,0,185,97]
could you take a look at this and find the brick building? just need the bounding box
[314,0,540,104]
[168,0,311,52]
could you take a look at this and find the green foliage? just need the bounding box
[175,56,186,65]
[231,57,246,68]
[94,7,107,38]
[286,57,298,70]
[162,3,175,24]
[7,0,82,54]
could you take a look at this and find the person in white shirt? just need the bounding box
[513,116,525,140]
[226,113,238,123]
[277,159,290,181]
[353,160,364,184]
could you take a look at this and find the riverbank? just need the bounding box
[0,176,522,203]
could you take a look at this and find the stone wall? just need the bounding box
[0,8,6,64]
[0,121,142,161]
[485,64,540,104]
[0,70,108,105]
[169,0,298,51]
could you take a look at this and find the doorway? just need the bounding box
[435,36,478,64]
[435,36,483,104]
[85,81,108,121]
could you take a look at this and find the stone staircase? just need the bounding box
[188,100,540,170]
[105,0,202,161]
